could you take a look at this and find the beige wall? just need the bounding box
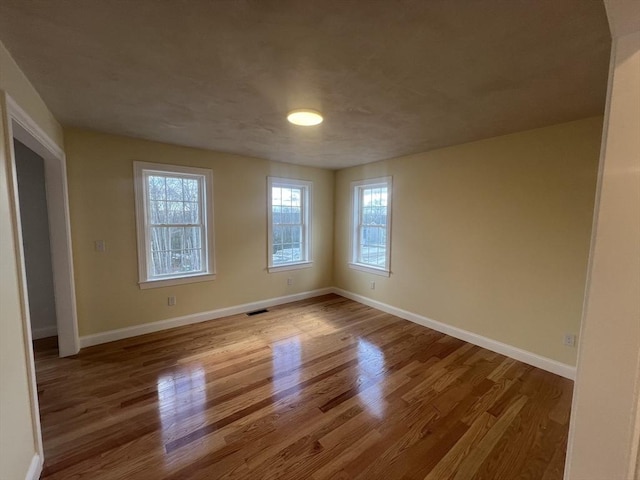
[334,117,602,366]
[64,129,334,337]
[0,40,62,480]
[0,100,37,480]
[565,12,640,480]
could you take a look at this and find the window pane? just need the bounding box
[292,226,301,243]
[377,206,387,225]
[362,226,379,246]
[269,180,310,267]
[376,247,386,266]
[149,226,204,275]
[362,189,372,207]
[290,206,301,224]
[362,206,374,225]
[273,225,284,249]
[359,245,369,264]
[284,244,293,262]
[364,227,375,246]
[152,251,170,276]
[167,202,185,224]
[281,208,290,225]
[166,177,183,201]
[272,205,283,224]
[272,187,282,206]
[352,180,390,270]
[184,202,199,224]
[148,176,166,200]
[290,188,301,207]
[183,178,199,202]
[149,201,166,224]
[150,226,170,252]
[170,227,184,251]
[191,249,202,271]
[180,249,202,272]
[284,225,293,244]
[185,227,201,249]
[170,250,182,272]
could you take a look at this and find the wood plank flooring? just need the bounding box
[34,294,573,479]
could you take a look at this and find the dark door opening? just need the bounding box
[14,138,58,350]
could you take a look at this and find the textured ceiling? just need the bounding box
[0,0,611,169]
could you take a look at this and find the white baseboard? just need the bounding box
[32,325,58,340]
[77,285,575,380]
[79,288,334,348]
[25,453,43,480]
[332,287,576,380]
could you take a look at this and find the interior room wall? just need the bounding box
[0,39,63,480]
[0,100,37,480]
[64,128,335,338]
[14,139,58,340]
[334,116,603,367]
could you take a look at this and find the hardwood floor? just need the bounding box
[34,294,573,479]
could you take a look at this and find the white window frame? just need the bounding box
[349,176,392,277]
[134,161,216,289]
[267,177,313,272]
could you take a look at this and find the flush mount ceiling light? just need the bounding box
[287,109,323,126]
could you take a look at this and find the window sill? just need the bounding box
[268,261,313,273]
[139,273,217,289]
[348,263,391,277]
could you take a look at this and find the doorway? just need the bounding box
[14,139,58,344]
[5,95,79,357]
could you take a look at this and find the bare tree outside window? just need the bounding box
[134,162,215,288]
[147,174,204,276]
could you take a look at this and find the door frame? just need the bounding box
[3,93,79,358]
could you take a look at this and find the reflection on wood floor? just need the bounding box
[34,294,573,479]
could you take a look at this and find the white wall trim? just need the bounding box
[24,452,43,480]
[6,96,63,160]
[32,325,58,340]
[332,287,576,380]
[80,287,334,348]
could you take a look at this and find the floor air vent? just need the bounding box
[246,308,269,316]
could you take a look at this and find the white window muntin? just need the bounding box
[268,177,312,272]
[134,161,215,288]
[350,176,392,276]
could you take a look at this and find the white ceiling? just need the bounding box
[0,0,611,169]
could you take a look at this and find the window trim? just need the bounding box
[267,177,313,273]
[349,176,392,277]
[134,161,216,289]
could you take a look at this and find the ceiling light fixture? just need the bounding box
[287,109,323,126]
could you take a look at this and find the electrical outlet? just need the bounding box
[95,240,106,252]
[168,296,176,306]
[287,278,293,286]
[563,333,576,347]
[370,281,375,290]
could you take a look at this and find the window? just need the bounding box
[134,162,215,288]
[267,177,312,272]
[350,177,392,276]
